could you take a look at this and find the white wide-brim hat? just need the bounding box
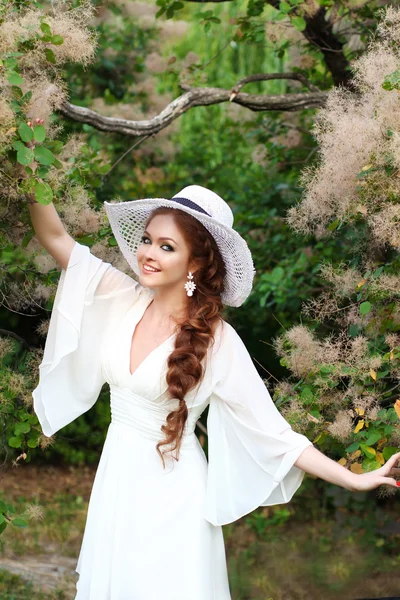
[104,185,256,307]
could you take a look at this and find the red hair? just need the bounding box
[144,206,228,468]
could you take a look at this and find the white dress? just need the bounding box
[32,240,313,600]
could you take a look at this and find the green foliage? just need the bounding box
[245,506,291,540]
[0,498,28,540]
[156,0,185,20]
[382,69,400,91]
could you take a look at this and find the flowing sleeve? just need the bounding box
[32,240,141,437]
[204,321,313,526]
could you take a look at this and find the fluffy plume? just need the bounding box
[327,411,353,441]
[287,6,400,247]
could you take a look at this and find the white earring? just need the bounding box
[184,272,196,297]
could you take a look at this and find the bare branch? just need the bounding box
[58,83,327,137]
[230,72,321,96]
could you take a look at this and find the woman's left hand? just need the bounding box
[351,451,400,492]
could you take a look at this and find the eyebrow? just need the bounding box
[143,230,178,246]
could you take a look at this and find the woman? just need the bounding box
[28,184,400,599]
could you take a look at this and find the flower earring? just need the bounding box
[184,271,196,297]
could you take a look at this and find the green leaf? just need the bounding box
[20,90,33,105]
[48,140,64,154]
[8,436,23,448]
[291,15,306,31]
[383,446,399,460]
[270,266,285,284]
[362,458,381,471]
[313,431,326,445]
[21,229,35,248]
[0,513,5,525]
[360,301,371,315]
[279,1,291,12]
[44,48,56,64]
[309,410,321,419]
[382,69,400,91]
[319,365,335,374]
[365,432,381,446]
[34,181,53,205]
[300,386,314,405]
[0,521,7,535]
[327,218,340,232]
[274,11,287,21]
[33,125,46,143]
[345,442,360,453]
[11,86,23,100]
[7,71,24,85]
[34,146,55,165]
[376,369,389,379]
[14,422,30,435]
[372,266,384,278]
[5,57,18,69]
[12,140,26,152]
[360,443,376,459]
[36,166,50,178]
[40,22,52,35]
[50,34,64,45]
[11,518,28,528]
[17,146,34,166]
[155,6,167,17]
[18,122,33,142]
[27,437,39,448]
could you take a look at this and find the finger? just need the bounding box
[385,451,400,469]
[379,452,400,476]
[380,477,400,488]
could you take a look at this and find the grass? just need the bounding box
[0,571,69,600]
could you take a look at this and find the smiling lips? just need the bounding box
[142,264,160,273]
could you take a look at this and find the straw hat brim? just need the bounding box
[104,198,256,308]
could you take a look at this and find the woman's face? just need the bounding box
[136,213,194,293]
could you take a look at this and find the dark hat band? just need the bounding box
[170,197,211,217]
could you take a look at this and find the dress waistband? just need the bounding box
[109,384,197,446]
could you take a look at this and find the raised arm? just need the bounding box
[26,191,139,297]
[26,191,75,270]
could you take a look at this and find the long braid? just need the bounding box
[144,208,227,468]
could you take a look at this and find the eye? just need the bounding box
[140,235,174,251]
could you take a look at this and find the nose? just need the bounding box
[144,245,158,264]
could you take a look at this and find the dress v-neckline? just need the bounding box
[127,294,176,379]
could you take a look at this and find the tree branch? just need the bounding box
[230,72,321,96]
[58,82,327,137]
